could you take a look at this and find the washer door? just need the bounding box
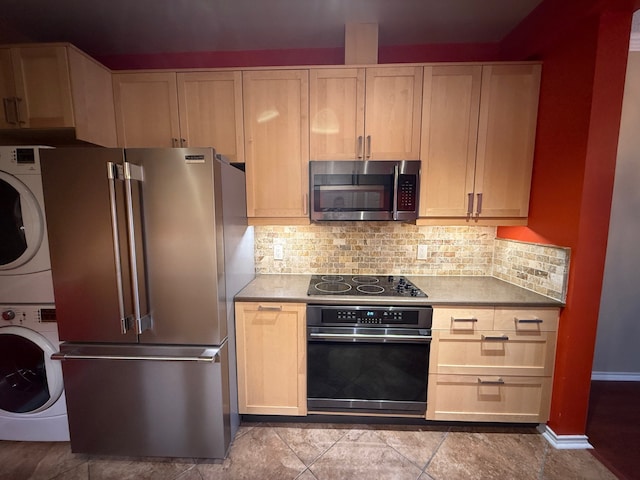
[0,326,63,415]
[0,171,45,270]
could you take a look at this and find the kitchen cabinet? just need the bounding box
[309,66,423,160]
[235,302,307,416]
[419,64,541,223]
[426,306,559,422]
[242,69,310,224]
[0,43,117,146]
[112,71,244,161]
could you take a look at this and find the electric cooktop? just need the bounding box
[307,275,427,297]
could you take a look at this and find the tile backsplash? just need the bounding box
[254,223,570,302]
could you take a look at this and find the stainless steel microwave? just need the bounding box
[309,160,420,221]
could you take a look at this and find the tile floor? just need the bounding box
[0,421,618,480]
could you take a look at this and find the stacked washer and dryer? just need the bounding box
[0,145,69,441]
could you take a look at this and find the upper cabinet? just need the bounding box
[112,71,245,162]
[0,44,117,146]
[242,69,310,224]
[419,63,541,223]
[310,66,423,161]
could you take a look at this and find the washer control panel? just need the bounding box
[0,305,57,332]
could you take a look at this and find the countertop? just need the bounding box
[234,274,564,307]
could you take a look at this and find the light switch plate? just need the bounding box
[417,244,428,260]
[274,244,284,260]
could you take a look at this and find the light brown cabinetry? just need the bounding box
[235,302,307,416]
[427,306,559,422]
[309,66,422,160]
[112,71,244,161]
[419,64,541,224]
[243,70,310,224]
[0,44,116,146]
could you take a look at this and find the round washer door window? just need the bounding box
[0,172,45,270]
[0,326,63,414]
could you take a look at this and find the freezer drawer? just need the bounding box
[54,342,231,459]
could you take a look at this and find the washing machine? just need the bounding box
[0,146,55,304]
[0,304,69,441]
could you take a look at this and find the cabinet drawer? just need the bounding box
[426,373,552,422]
[494,308,559,332]
[432,307,494,331]
[432,330,557,376]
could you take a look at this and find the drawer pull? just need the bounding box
[478,377,505,385]
[451,317,478,322]
[515,318,543,324]
[481,334,510,341]
[258,305,282,311]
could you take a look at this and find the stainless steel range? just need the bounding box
[307,274,427,298]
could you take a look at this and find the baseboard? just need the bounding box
[591,372,640,381]
[537,424,593,450]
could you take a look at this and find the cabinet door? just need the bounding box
[113,72,181,147]
[177,71,245,162]
[243,70,309,221]
[11,46,74,128]
[309,68,365,160]
[364,66,423,160]
[419,66,481,217]
[0,49,17,129]
[474,64,541,217]
[235,302,307,416]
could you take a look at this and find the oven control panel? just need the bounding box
[307,305,433,329]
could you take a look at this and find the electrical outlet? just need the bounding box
[274,244,284,260]
[417,244,428,260]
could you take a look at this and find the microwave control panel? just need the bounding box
[397,175,417,211]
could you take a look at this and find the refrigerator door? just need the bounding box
[125,148,226,345]
[54,341,232,459]
[41,149,138,343]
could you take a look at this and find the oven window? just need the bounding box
[307,342,429,403]
[313,173,393,213]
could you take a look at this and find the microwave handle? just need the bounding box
[392,163,399,220]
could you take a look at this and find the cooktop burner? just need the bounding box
[307,275,427,297]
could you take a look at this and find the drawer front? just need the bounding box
[494,308,560,332]
[426,374,552,423]
[433,330,557,376]
[432,307,494,331]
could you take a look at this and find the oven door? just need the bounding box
[307,327,430,415]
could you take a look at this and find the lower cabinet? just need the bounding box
[235,302,307,415]
[426,306,559,422]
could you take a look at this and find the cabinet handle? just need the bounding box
[171,138,179,147]
[14,97,25,124]
[478,377,505,385]
[3,98,17,124]
[180,138,187,147]
[258,305,283,311]
[515,317,543,324]
[481,334,510,341]
[475,193,483,217]
[303,193,308,215]
[467,193,474,218]
[451,317,478,323]
[366,135,372,159]
[357,136,364,159]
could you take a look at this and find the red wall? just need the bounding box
[496,4,634,435]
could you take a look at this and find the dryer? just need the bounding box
[0,146,55,304]
[0,304,69,441]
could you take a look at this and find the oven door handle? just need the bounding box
[309,332,431,343]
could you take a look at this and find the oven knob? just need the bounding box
[398,278,406,285]
[411,288,418,296]
[2,310,16,321]
[387,275,394,282]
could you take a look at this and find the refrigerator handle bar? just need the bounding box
[123,162,151,335]
[107,162,133,334]
[51,347,221,363]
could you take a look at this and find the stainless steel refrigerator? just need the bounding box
[40,147,254,459]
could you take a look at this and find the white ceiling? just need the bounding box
[0,0,544,57]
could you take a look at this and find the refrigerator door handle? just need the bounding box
[123,162,152,335]
[51,347,221,363]
[107,162,134,334]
